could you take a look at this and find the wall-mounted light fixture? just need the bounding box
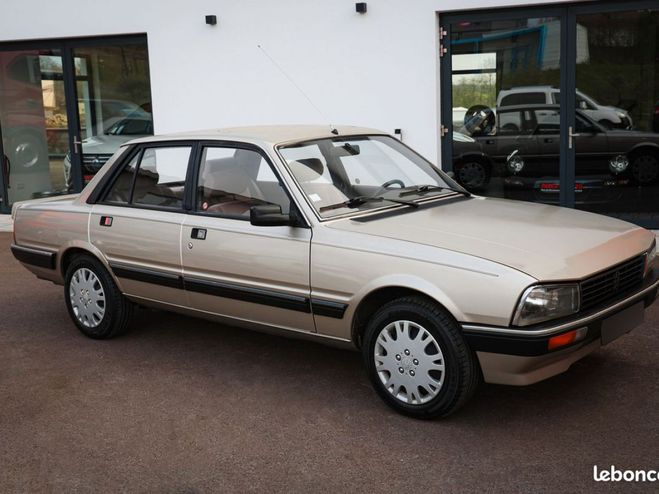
[205,15,217,26]
[355,3,367,14]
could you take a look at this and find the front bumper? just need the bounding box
[461,273,659,385]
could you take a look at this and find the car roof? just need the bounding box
[500,85,555,91]
[126,125,387,147]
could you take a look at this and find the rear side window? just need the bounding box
[103,145,191,209]
[500,92,546,107]
[105,153,139,204]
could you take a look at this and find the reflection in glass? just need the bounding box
[575,9,659,226]
[0,49,69,205]
[64,42,153,190]
[449,18,561,199]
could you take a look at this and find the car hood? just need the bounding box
[327,196,653,280]
[602,105,628,115]
[81,134,145,153]
[606,129,659,140]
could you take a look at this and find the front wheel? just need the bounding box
[64,255,134,339]
[363,296,480,419]
[631,154,659,185]
[455,160,490,191]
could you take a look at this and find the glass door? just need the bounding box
[0,49,75,208]
[441,1,659,228]
[70,42,153,188]
[571,5,659,227]
[445,15,564,203]
[0,35,152,213]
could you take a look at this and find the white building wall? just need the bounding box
[0,0,576,162]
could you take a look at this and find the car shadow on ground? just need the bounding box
[119,306,628,426]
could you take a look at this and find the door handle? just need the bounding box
[485,139,495,145]
[544,138,554,143]
[568,126,581,149]
[191,228,207,240]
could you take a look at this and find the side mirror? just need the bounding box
[446,171,456,179]
[250,204,292,227]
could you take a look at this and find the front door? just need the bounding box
[181,144,314,333]
[89,144,192,305]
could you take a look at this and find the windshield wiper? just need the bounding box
[319,195,419,213]
[399,184,471,198]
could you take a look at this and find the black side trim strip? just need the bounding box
[184,277,311,313]
[110,263,183,290]
[107,263,348,318]
[10,244,56,269]
[311,298,348,319]
[462,331,562,357]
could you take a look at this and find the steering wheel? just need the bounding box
[372,179,405,196]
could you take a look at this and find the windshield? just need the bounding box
[279,135,459,218]
[105,117,153,136]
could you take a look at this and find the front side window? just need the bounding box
[279,135,455,218]
[196,147,290,218]
[103,145,190,209]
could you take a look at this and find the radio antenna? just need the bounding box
[257,44,338,135]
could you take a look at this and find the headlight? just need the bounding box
[609,155,629,174]
[513,284,580,327]
[646,240,656,274]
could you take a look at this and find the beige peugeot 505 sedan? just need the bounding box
[10,125,658,418]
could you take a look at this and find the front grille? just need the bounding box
[82,154,113,171]
[580,255,645,312]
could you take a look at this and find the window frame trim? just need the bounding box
[275,133,462,222]
[93,140,198,213]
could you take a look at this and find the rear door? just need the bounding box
[90,143,193,305]
[180,143,314,332]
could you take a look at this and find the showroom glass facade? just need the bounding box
[442,1,659,228]
[0,35,152,213]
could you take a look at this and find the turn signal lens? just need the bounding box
[548,327,588,351]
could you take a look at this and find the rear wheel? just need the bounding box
[64,255,133,339]
[362,296,480,419]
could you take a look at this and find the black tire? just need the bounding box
[455,159,491,191]
[64,254,133,339]
[363,296,480,419]
[631,153,659,185]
